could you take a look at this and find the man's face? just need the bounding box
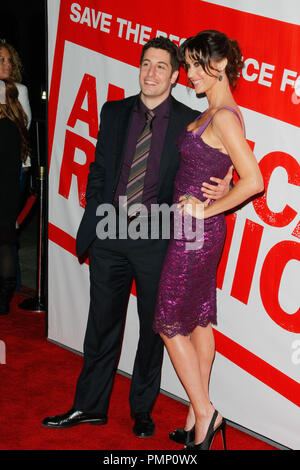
[139,47,179,108]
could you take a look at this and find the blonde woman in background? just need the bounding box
[0,41,31,314]
[0,40,31,127]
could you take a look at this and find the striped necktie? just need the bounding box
[125,110,155,216]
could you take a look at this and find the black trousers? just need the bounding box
[73,233,169,415]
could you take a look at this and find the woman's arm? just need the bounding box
[16,83,32,129]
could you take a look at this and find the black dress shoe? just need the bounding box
[133,412,155,438]
[169,425,195,445]
[42,409,107,429]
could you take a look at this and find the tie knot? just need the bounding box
[146,110,155,121]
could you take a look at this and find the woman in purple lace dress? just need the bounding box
[153,30,263,450]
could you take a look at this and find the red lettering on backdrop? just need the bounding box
[217,213,237,290]
[67,73,99,139]
[253,152,300,227]
[230,219,264,304]
[247,140,255,152]
[260,241,300,333]
[107,83,125,101]
[59,81,125,210]
[58,130,95,208]
[292,221,300,239]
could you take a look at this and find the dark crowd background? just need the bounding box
[0,0,47,311]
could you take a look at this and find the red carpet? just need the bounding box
[0,290,277,451]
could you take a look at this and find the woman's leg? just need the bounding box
[184,324,216,429]
[161,325,220,444]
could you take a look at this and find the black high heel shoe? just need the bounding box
[184,410,226,451]
[169,425,195,445]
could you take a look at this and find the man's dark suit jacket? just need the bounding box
[76,94,199,257]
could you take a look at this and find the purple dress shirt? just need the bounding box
[114,95,171,211]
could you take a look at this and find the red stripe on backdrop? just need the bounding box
[48,221,300,408]
[48,222,79,261]
[214,329,300,408]
[48,0,68,169]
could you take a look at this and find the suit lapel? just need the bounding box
[157,96,183,195]
[113,95,138,187]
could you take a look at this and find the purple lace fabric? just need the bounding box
[153,109,236,337]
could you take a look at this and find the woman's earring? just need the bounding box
[218,74,223,81]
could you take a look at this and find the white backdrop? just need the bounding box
[47,0,300,449]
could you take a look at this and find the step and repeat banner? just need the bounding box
[47,0,300,449]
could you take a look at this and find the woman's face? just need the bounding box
[0,47,12,80]
[185,50,220,95]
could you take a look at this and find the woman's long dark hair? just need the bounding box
[180,30,244,89]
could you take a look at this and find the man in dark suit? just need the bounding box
[43,37,230,437]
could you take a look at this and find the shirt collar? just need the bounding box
[136,94,171,119]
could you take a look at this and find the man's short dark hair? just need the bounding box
[140,37,180,73]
